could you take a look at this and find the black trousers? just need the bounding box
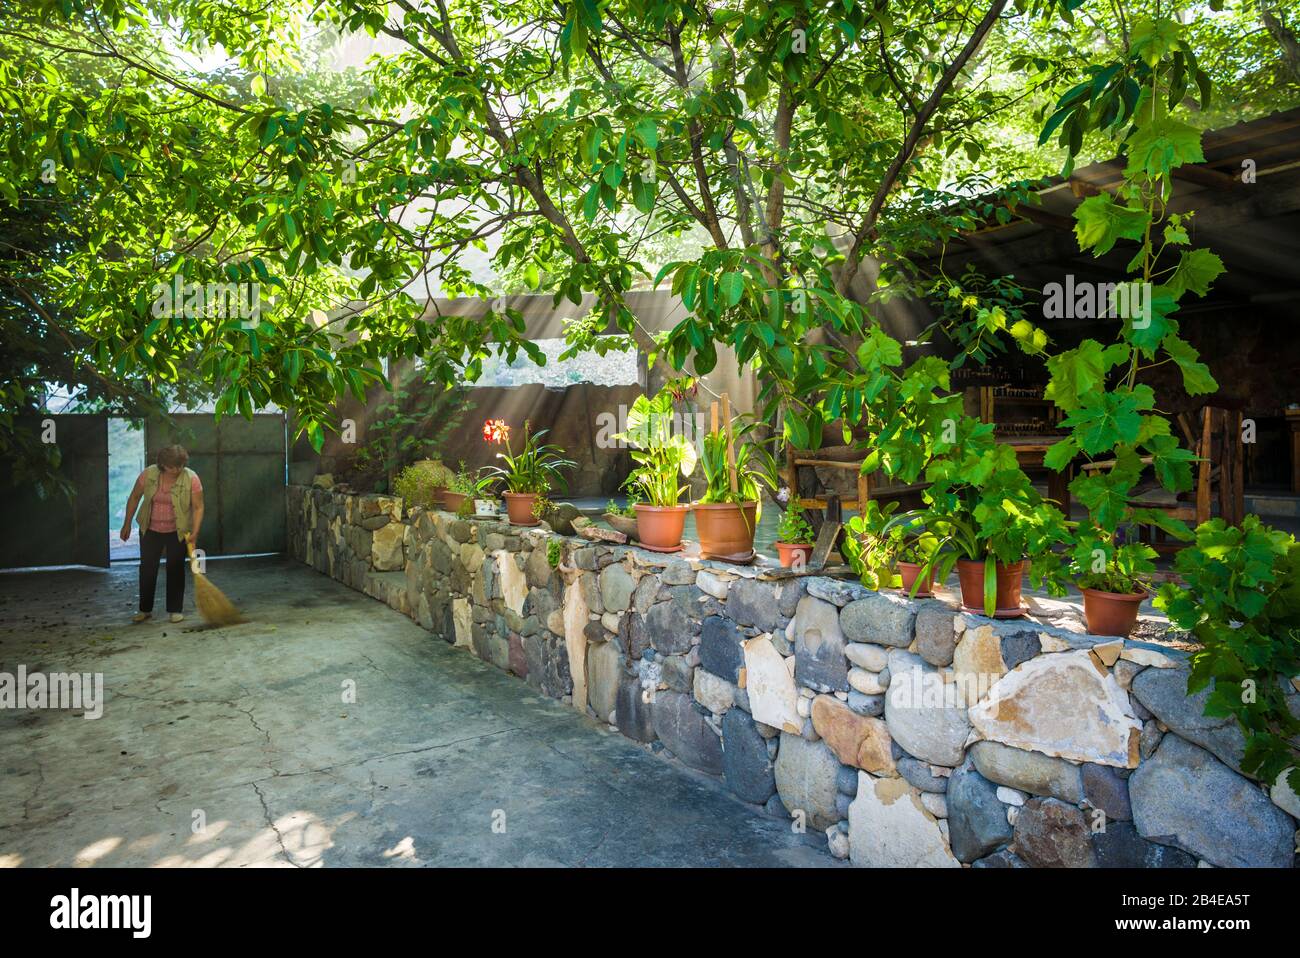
[139,529,187,614]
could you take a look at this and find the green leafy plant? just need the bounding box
[448,461,493,497]
[1156,517,1300,798]
[614,386,697,507]
[546,539,562,569]
[775,501,815,545]
[696,418,777,508]
[392,461,448,511]
[604,497,638,518]
[482,419,575,495]
[1071,537,1157,595]
[843,500,939,595]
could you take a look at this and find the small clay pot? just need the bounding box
[775,541,814,569]
[634,504,688,552]
[956,558,1026,618]
[442,491,467,513]
[1081,586,1148,637]
[502,491,541,526]
[897,561,934,598]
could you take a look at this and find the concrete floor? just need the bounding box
[0,556,833,868]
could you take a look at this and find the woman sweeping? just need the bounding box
[120,444,205,624]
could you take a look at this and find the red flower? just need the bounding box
[483,418,510,444]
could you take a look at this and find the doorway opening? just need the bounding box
[109,418,146,561]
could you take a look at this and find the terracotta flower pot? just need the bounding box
[1082,586,1148,638]
[897,561,934,598]
[442,491,467,513]
[956,558,1026,618]
[431,486,447,508]
[775,541,814,569]
[502,491,541,526]
[692,501,758,561]
[635,504,688,552]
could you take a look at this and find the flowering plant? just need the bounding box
[482,419,575,494]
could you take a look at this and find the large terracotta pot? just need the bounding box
[1082,586,1147,637]
[442,491,467,513]
[956,558,1026,618]
[897,561,934,598]
[692,501,758,561]
[502,491,541,526]
[635,504,688,552]
[775,541,814,569]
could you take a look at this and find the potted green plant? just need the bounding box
[1070,533,1157,637]
[615,387,698,552]
[692,414,777,562]
[481,418,575,526]
[842,500,938,597]
[774,499,815,569]
[900,438,1069,617]
[602,497,639,539]
[393,460,447,514]
[443,460,487,514]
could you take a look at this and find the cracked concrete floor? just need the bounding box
[0,556,834,868]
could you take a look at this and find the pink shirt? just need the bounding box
[146,471,202,533]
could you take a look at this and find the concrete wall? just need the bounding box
[287,483,1299,868]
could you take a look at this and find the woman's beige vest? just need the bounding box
[135,465,195,538]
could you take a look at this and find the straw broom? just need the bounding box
[187,541,244,626]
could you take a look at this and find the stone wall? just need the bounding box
[287,484,1299,868]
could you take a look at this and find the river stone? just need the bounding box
[631,574,659,615]
[743,634,802,733]
[694,669,736,714]
[806,577,869,607]
[653,691,723,774]
[662,654,693,693]
[699,615,745,682]
[1081,763,1132,821]
[968,650,1141,768]
[848,773,960,868]
[947,764,1014,863]
[840,593,916,647]
[794,595,849,693]
[1092,821,1197,868]
[884,651,971,766]
[952,624,1008,705]
[722,707,776,804]
[1013,798,1098,868]
[586,639,624,721]
[845,642,889,672]
[810,695,895,773]
[696,569,731,599]
[915,606,958,666]
[1129,734,1296,868]
[644,587,695,655]
[662,559,695,586]
[847,691,884,717]
[971,848,1029,868]
[898,756,948,794]
[969,741,1084,802]
[728,578,781,631]
[599,564,635,613]
[774,733,841,831]
[1271,769,1300,819]
[1130,667,1249,774]
[614,673,655,743]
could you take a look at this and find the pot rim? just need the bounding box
[955,557,1026,571]
[634,502,689,513]
[1080,585,1149,602]
[775,540,814,549]
[501,490,540,499]
[690,500,758,510]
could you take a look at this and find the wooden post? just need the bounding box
[1195,407,1213,525]
[721,392,738,496]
